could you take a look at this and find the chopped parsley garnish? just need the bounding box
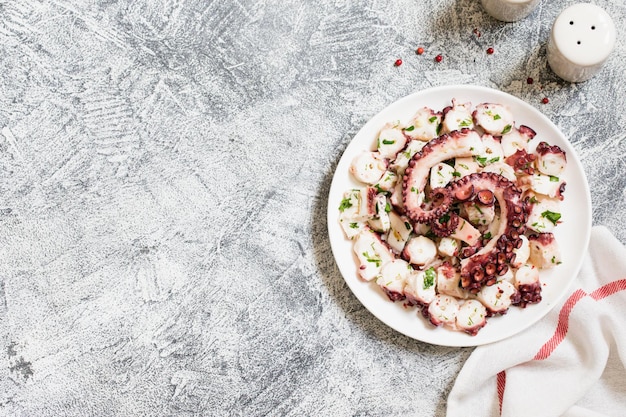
[541,210,561,225]
[493,114,501,120]
[549,175,559,182]
[428,116,438,123]
[475,156,488,166]
[425,230,438,240]
[501,124,512,135]
[483,231,492,240]
[452,171,461,177]
[459,163,469,170]
[385,202,391,213]
[473,204,483,214]
[404,221,412,230]
[474,156,500,167]
[459,118,473,127]
[362,251,381,268]
[349,222,359,229]
[423,267,436,289]
[382,139,395,145]
[339,197,353,212]
[405,125,415,131]
[439,213,450,223]
[436,123,443,135]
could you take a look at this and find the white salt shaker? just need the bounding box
[480,0,541,22]
[547,3,616,82]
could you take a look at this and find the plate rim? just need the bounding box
[327,84,592,347]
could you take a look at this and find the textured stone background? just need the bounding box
[0,0,625,416]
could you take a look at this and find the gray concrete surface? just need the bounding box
[0,0,624,416]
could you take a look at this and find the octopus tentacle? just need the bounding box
[518,125,537,139]
[430,212,460,237]
[505,149,537,175]
[513,283,542,307]
[446,172,529,293]
[476,189,495,206]
[402,128,482,222]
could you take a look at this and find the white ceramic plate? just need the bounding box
[327,85,591,347]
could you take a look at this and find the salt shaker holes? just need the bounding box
[547,3,616,82]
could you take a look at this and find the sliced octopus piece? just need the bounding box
[456,299,487,335]
[374,170,398,193]
[442,99,474,133]
[526,197,560,233]
[481,161,516,182]
[402,235,437,267]
[376,259,410,302]
[463,200,496,227]
[404,107,443,142]
[437,237,460,257]
[353,229,394,281]
[349,151,388,185]
[506,149,537,176]
[446,172,529,292]
[454,156,480,178]
[512,264,542,307]
[477,280,517,315]
[436,262,469,299]
[429,162,456,189]
[528,232,562,269]
[427,294,459,328]
[404,267,437,307]
[472,103,515,136]
[386,211,413,253]
[475,134,505,166]
[377,124,408,159]
[511,235,530,267]
[501,125,535,157]
[450,217,482,247]
[524,172,566,200]
[402,128,483,223]
[535,141,567,177]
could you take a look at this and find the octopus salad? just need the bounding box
[338,99,567,336]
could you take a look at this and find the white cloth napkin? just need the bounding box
[447,226,626,417]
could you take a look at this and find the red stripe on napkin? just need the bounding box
[497,370,506,415]
[533,289,587,360]
[590,278,626,300]
[494,279,626,414]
